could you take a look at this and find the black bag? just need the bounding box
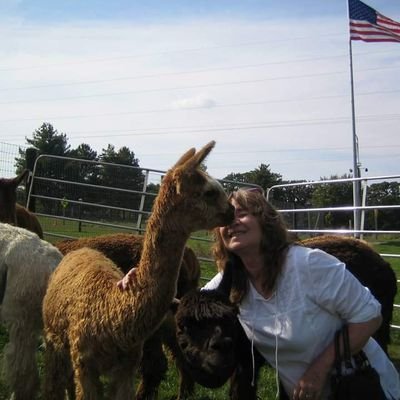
[330,325,386,400]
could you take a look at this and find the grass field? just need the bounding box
[0,220,399,399]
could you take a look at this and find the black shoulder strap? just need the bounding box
[334,327,343,376]
[342,325,354,369]
[342,325,370,369]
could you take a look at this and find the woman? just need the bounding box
[202,188,399,400]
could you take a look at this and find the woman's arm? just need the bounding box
[201,271,223,290]
[292,315,382,400]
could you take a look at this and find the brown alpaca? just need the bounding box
[55,232,199,399]
[42,141,234,400]
[0,170,43,238]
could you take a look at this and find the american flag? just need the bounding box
[348,0,400,43]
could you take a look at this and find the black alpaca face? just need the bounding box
[176,316,238,388]
[175,291,239,388]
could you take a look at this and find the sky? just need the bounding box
[0,0,399,182]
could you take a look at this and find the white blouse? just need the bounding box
[203,245,400,399]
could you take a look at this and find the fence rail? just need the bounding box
[1,143,398,332]
[267,175,400,331]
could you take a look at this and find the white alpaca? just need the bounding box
[0,223,62,400]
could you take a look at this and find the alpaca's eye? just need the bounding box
[177,321,190,334]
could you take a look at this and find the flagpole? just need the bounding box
[348,32,361,237]
[347,0,400,235]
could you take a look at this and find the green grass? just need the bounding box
[0,328,278,399]
[1,220,399,398]
[41,216,144,242]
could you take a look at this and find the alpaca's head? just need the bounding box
[175,289,240,388]
[0,170,29,225]
[154,141,234,232]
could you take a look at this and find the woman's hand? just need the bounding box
[116,267,138,291]
[291,361,330,400]
[291,317,382,400]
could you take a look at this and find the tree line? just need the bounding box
[15,123,400,231]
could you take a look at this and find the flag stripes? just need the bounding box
[349,0,400,43]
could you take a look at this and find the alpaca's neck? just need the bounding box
[118,194,190,341]
[137,210,189,288]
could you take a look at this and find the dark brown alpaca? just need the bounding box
[302,235,397,354]
[42,141,234,400]
[0,170,43,238]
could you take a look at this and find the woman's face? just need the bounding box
[219,198,263,257]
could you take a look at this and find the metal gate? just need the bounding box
[266,174,400,331]
[27,153,261,266]
[27,155,400,331]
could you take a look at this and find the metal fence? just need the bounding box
[0,142,25,178]
[1,142,399,329]
[267,176,400,330]
[26,153,261,267]
[266,175,400,238]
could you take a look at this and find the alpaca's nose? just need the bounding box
[221,203,235,225]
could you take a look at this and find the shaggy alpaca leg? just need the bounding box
[70,351,103,400]
[136,330,168,400]
[108,373,137,400]
[175,359,195,400]
[160,315,195,400]
[108,360,140,400]
[3,324,40,400]
[42,341,71,400]
[163,335,194,399]
[66,374,76,400]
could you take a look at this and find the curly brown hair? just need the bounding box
[212,188,294,303]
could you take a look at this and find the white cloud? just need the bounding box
[171,94,216,109]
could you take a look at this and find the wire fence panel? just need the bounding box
[1,143,399,331]
[26,154,261,241]
[0,142,26,178]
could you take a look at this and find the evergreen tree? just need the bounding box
[311,174,353,228]
[98,144,144,220]
[15,122,70,174]
[66,143,99,184]
[223,163,281,193]
[367,182,400,230]
[14,123,71,213]
[69,143,98,161]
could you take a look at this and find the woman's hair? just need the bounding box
[212,188,294,303]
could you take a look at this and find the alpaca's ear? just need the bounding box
[183,141,215,170]
[172,141,216,194]
[196,141,216,164]
[173,141,215,173]
[13,169,29,187]
[172,148,196,169]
